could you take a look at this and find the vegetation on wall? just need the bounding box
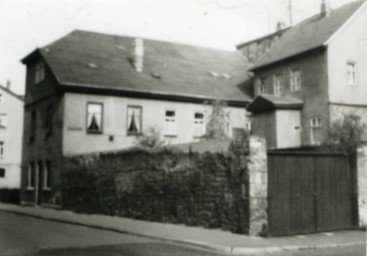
[62,133,250,234]
[323,113,367,153]
[135,126,164,149]
[204,99,230,139]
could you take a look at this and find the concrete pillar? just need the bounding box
[357,146,367,228]
[248,136,268,236]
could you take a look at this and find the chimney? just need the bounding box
[134,38,144,72]
[6,80,11,90]
[321,0,331,17]
[276,21,285,32]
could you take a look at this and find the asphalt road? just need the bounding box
[0,211,365,256]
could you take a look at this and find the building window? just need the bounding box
[273,74,282,96]
[347,62,357,86]
[30,111,36,142]
[43,161,51,190]
[27,163,35,189]
[0,114,7,128]
[245,122,252,134]
[45,104,53,138]
[0,141,4,157]
[290,69,301,91]
[310,117,322,145]
[127,106,142,135]
[35,62,45,84]
[86,103,103,134]
[0,168,5,178]
[164,110,177,136]
[258,78,266,94]
[0,94,3,104]
[194,112,205,137]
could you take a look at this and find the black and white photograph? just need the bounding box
[0,0,366,255]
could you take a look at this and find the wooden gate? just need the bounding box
[267,151,358,236]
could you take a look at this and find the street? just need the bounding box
[0,211,365,256]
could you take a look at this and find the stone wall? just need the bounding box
[357,146,367,227]
[248,136,267,236]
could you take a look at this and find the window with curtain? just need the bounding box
[87,103,103,133]
[127,106,142,135]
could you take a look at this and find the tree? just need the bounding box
[322,113,367,154]
[205,99,230,139]
[135,126,164,149]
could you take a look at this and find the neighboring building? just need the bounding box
[19,30,252,206]
[0,82,24,189]
[246,0,367,148]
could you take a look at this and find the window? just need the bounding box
[290,69,301,91]
[0,141,4,157]
[86,103,103,133]
[30,111,36,142]
[0,114,7,128]
[127,106,142,135]
[35,62,45,84]
[194,112,205,137]
[45,104,53,137]
[0,168,5,178]
[245,122,252,134]
[310,117,322,145]
[27,162,35,189]
[258,78,266,94]
[164,110,177,136]
[347,62,357,86]
[273,74,282,96]
[43,161,51,190]
[0,94,3,104]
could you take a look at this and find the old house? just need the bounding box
[0,82,24,189]
[19,30,252,206]
[245,0,367,148]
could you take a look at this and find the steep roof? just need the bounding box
[22,30,251,105]
[246,94,303,113]
[251,0,365,70]
[0,84,24,102]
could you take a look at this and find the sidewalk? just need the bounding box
[0,203,365,255]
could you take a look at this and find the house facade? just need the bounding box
[245,0,367,148]
[0,83,24,189]
[20,30,252,206]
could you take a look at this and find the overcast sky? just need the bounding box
[0,0,354,94]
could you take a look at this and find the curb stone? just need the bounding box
[0,208,365,255]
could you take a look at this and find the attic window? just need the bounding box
[151,72,161,79]
[116,44,126,50]
[209,71,220,78]
[35,62,45,84]
[222,73,231,80]
[209,71,231,80]
[88,63,98,69]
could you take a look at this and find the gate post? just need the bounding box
[248,136,268,236]
[357,146,367,228]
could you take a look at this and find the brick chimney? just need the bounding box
[321,0,331,17]
[276,21,285,32]
[134,38,144,72]
[6,80,11,90]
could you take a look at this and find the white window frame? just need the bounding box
[35,62,45,84]
[273,74,282,96]
[127,106,142,135]
[164,110,177,137]
[27,163,35,190]
[346,62,357,86]
[0,167,5,178]
[194,111,205,137]
[0,141,4,157]
[0,114,7,128]
[86,102,103,134]
[310,117,322,145]
[258,78,266,94]
[290,69,301,92]
[43,161,51,190]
